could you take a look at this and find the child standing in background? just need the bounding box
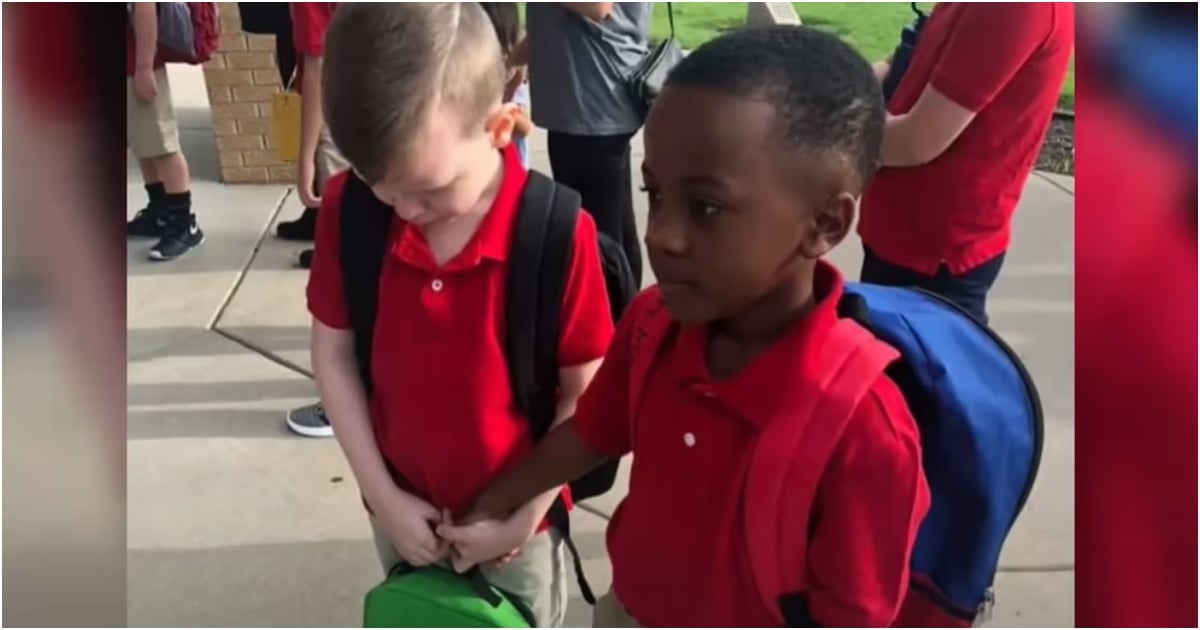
[480,3,531,168]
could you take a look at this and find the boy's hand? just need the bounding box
[296,159,321,209]
[437,509,531,573]
[374,491,451,567]
[133,66,158,104]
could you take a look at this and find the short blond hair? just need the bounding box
[323,3,507,183]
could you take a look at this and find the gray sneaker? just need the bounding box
[286,402,334,438]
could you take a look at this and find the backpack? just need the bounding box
[154,3,218,65]
[625,283,1043,627]
[339,169,639,616]
[364,564,535,628]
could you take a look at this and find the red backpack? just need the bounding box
[624,289,908,626]
[155,3,218,65]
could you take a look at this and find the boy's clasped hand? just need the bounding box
[374,489,525,573]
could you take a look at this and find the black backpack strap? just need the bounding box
[506,170,578,440]
[339,173,393,394]
[506,171,598,605]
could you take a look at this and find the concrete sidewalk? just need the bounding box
[127,65,1074,627]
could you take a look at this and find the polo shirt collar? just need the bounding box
[391,144,527,270]
[670,260,846,429]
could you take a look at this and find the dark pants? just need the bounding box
[860,247,1006,324]
[546,130,643,287]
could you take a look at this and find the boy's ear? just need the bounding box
[484,102,519,150]
[800,191,856,259]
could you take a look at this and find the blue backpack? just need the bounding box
[736,282,1043,626]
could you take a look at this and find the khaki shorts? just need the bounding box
[592,590,642,628]
[369,518,568,628]
[315,125,349,193]
[127,67,180,159]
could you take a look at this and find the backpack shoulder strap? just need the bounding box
[743,318,900,625]
[506,170,579,439]
[339,172,393,394]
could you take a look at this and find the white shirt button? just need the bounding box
[683,432,696,447]
[431,279,444,292]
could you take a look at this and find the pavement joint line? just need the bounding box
[205,186,294,331]
[1033,170,1075,197]
[211,326,315,380]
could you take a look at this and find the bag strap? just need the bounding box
[506,171,600,604]
[743,318,899,626]
[340,173,394,394]
[506,170,579,441]
[667,3,675,37]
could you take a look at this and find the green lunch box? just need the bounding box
[363,564,535,628]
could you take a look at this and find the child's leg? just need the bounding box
[591,590,641,628]
[481,530,568,628]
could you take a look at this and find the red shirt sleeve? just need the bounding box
[930,3,1058,112]
[571,291,659,458]
[290,2,336,57]
[557,212,616,367]
[806,375,931,627]
[305,172,351,329]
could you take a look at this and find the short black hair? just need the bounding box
[664,25,884,191]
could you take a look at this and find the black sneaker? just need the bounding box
[148,214,205,261]
[286,402,334,437]
[128,207,166,238]
[297,248,315,269]
[276,207,318,241]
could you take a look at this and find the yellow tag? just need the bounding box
[271,91,302,163]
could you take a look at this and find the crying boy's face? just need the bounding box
[639,85,853,325]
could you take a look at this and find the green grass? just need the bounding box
[646,2,1074,109]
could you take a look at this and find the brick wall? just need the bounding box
[202,3,295,184]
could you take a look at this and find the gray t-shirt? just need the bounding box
[526,3,653,136]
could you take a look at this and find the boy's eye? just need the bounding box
[690,200,722,217]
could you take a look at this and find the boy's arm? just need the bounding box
[803,378,930,627]
[131,4,157,68]
[290,3,335,208]
[130,3,158,102]
[501,359,603,533]
[311,320,403,509]
[296,54,325,208]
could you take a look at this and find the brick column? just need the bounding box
[202,3,296,184]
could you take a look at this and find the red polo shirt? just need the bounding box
[859,3,1075,275]
[307,144,615,518]
[289,2,338,90]
[573,262,929,627]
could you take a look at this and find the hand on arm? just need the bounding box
[311,320,449,566]
[297,55,325,208]
[439,360,604,571]
[131,4,158,103]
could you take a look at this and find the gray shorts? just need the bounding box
[369,517,568,628]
